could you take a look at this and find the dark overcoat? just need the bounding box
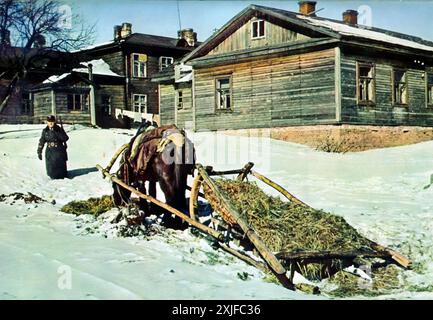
[37,124,69,179]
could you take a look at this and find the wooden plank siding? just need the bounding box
[208,18,310,56]
[176,83,194,130]
[193,48,337,131]
[159,84,175,125]
[341,51,433,126]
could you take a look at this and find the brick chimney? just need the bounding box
[120,22,132,38]
[177,28,197,47]
[298,1,317,16]
[113,25,122,40]
[343,10,358,25]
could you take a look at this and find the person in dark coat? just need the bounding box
[37,115,69,179]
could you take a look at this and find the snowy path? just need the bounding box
[1,124,432,299]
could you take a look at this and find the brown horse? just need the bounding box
[112,125,195,229]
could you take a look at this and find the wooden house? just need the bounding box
[156,2,433,132]
[0,48,74,124]
[31,59,125,126]
[70,24,199,126]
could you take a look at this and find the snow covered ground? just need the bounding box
[0,124,432,299]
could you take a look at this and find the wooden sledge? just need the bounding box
[97,149,411,292]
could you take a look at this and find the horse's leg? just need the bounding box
[148,180,161,215]
[158,177,188,230]
[137,181,151,217]
[112,182,131,207]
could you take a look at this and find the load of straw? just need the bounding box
[203,179,377,280]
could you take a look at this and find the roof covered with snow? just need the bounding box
[184,4,433,62]
[42,59,121,84]
[72,59,121,77]
[259,4,433,52]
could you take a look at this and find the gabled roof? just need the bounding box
[183,4,433,63]
[74,33,200,54]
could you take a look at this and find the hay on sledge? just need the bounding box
[203,179,389,281]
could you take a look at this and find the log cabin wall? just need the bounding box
[193,48,337,131]
[341,50,433,126]
[159,84,175,124]
[54,87,91,124]
[175,82,193,130]
[33,91,53,122]
[98,84,125,115]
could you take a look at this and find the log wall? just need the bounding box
[194,48,336,131]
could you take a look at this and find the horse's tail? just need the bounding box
[173,138,195,201]
[173,145,186,192]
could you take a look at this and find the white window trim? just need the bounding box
[133,94,148,114]
[215,76,232,111]
[392,68,408,106]
[159,56,174,71]
[251,19,265,40]
[132,53,147,78]
[426,72,433,107]
[356,61,376,105]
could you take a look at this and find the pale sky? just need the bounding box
[65,0,433,46]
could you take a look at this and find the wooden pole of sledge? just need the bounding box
[250,170,308,207]
[96,164,225,242]
[103,143,129,173]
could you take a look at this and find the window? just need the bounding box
[177,90,183,110]
[251,20,265,39]
[132,53,147,78]
[67,94,88,111]
[159,56,174,71]
[101,95,111,116]
[215,77,232,111]
[392,69,408,105]
[21,92,32,114]
[133,94,147,113]
[427,73,433,106]
[357,62,375,104]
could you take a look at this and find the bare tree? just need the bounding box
[0,0,95,113]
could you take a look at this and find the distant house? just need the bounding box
[70,23,199,126]
[0,48,74,124]
[155,1,433,132]
[31,59,125,126]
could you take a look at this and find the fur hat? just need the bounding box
[47,115,56,122]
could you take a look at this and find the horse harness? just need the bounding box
[118,127,186,185]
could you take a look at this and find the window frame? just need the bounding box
[214,75,233,112]
[101,94,112,116]
[392,68,409,107]
[251,19,265,40]
[67,93,88,112]
[159,56,174,71]
[132,94,147,114]
[176,90,184,110]
[426,72,433,107]
[21,92,32,115]
[356,61,376,106]
[131,53,147,78]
